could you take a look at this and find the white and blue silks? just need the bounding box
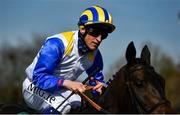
[22,30,104,113]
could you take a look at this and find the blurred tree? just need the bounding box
[158,54,176,77]
[0,34,45,105]
[177,11,180,24]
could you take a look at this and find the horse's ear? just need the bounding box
[141,45,151,65]
[126,41,136,64]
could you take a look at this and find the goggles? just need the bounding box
[86,27,108,40]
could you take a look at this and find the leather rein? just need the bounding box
[78,86,110,113]
[55,73,109,113]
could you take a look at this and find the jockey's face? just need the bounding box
[80,26,108,50]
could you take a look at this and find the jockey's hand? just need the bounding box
[63,80,87,93]
[93,80,103,95]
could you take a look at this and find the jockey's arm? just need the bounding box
[32,38,65,92]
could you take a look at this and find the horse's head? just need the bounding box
[124,41,175,113]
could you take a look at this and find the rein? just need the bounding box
[126,64,170,113]
[55,75,91,110]
[55,72,109,113]
[56,67,101,110]
[77,87,110,114]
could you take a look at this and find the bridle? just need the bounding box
[125,64,170,113]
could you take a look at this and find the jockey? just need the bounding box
[22,5,115,114]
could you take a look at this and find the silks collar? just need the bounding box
[78,31,91,54]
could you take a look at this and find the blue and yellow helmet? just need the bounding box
[78,5,116,33]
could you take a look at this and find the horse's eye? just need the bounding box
[135,80,144,88]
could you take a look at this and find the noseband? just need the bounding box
[125,64,170,113]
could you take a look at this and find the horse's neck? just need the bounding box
[98,66,139,113]
[98,69,125,112]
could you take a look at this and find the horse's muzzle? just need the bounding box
[152,100,177,114]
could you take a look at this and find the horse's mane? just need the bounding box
[99,65,133,113]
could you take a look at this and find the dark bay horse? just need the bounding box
[0,42,176,114]
[97,41,175,113]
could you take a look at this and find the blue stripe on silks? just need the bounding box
[86,7,98,22]
[101,7,109,21]
[33,38,65,92]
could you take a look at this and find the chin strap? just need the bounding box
[78,31,91,54]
